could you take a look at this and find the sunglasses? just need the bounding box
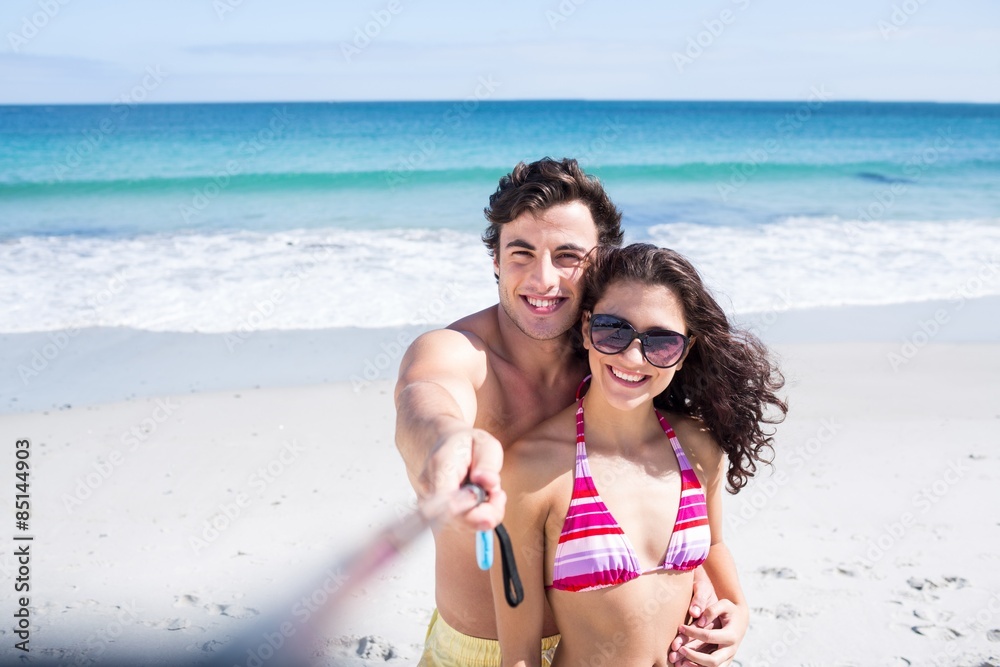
[588,313,690,369]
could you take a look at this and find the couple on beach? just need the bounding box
[395,158,787,667]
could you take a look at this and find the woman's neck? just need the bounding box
[580,386,663,454]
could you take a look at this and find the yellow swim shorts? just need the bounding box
[417,609,560,667]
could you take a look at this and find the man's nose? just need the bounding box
[529,254,559,292]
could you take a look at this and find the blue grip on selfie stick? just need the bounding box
[476,530,494,570]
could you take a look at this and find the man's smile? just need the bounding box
[521,295,567,314]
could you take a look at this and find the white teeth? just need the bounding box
[611,367,645,383]
[526,297,558,308]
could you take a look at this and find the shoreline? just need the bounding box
[4,295,999,415]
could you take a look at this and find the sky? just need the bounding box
[1,0,998,104]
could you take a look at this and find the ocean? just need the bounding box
[1,100,998,334]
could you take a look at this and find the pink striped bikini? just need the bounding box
[548,397,712,593]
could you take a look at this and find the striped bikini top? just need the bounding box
[548,397,712,593]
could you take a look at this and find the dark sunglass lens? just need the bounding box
[590,317,631,353]
[643,334,687,367]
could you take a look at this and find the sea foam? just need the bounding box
[3,217,999,333]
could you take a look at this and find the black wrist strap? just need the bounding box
[494,523,523,607]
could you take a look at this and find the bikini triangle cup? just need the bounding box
[549,378,711,592]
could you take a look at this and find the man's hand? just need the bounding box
[670,599,748,667]
[421,427,506,531]
[668,565,718,665]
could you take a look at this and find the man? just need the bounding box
[395,158,725,666]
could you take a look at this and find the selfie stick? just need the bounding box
[208,484,488,667]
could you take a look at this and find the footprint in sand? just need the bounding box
[356,635,396,660]
[773,604,804,620]
[891,603,964,639]
[911,625,961,640]
[219,605,259,619]
[140,616,192,631]
[907,575,969,591]
[144,618,191,631]
[987,629,1000,642]
[913,608,953,623]
[201,603,225,616]
[751,603,803,620]
[173,595,258,619]
[757,566,797,579]
[198,639,227,653]
[832,563,863,577]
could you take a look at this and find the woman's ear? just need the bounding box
[581,311,592,350]
[675,335,695,371]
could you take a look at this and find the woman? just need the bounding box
[491,243,787,666]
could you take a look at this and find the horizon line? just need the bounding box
[2,98,999,107]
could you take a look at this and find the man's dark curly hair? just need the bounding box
[483,157,623,259]
[580,243,788,493]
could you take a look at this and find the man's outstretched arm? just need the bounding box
[394,329,505,531]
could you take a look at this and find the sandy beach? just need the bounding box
[1,298,999,666]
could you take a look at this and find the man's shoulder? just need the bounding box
[407,304,499,356]
[445,305,500,346]
[397,307,499,387]
[409,327,484,354]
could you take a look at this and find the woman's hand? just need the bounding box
[668,599,748,667]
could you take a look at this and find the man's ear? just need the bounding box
[492,255,500,283]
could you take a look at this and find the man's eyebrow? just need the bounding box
[503,240,588,253]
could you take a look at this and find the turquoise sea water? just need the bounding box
[1,101,999,332]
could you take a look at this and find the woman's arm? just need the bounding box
[674,440,749,667]
[490,441,549,667]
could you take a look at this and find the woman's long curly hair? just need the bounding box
[579,243,787,493]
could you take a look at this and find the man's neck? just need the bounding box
[493,305,580,388]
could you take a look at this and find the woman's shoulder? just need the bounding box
[661,412,725,485]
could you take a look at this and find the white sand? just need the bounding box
[1,299,999,665]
